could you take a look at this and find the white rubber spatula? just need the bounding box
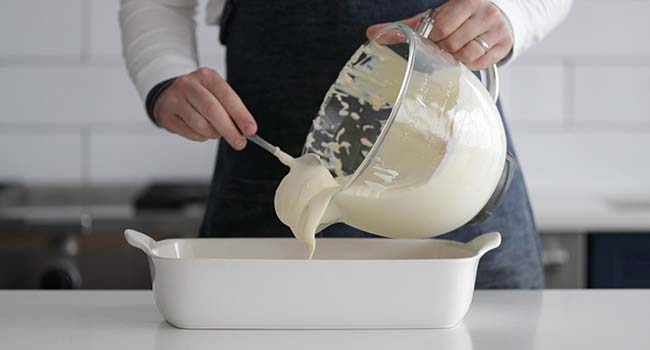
[247,135,296,166]
[247,135,276,155]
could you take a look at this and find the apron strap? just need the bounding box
[219,0,236,45]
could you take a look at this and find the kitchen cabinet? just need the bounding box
[588,233,650,288]
[0,233,154,289]
[540,233,587,288]
[534,190,650,288]
[0,184,205,289]
[539,233,650,289]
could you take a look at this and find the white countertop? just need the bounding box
[1,290,648,349]
[531,191,650,233]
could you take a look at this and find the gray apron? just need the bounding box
[201,0,544,288]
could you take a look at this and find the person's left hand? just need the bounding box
[366,0,513,70]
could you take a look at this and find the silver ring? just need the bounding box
[473,37,490,53]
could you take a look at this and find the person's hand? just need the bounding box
[366,0,513,70]
[153,67,257,150]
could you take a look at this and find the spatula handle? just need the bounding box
[247,135,276,155]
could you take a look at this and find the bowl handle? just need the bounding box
[467,232,502,257]
[124,229,156,256]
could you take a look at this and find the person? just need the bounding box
[120,0,573,288]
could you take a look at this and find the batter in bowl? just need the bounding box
[273,44,503,257]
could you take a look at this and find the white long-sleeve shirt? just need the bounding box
[120,0,573,102]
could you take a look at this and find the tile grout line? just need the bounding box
[0,123,154,133]
[80,127,91,187]
[80,0,92,64]
[0,55,123,67]
[3,54,650,68]
[510,54,650,66]
[563,57,575,131]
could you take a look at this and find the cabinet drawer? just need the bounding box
[588,234,650,288]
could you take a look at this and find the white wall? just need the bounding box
[1,0,649,196]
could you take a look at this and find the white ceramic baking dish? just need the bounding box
[124,229,501,329]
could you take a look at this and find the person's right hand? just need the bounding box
[153,67,257,150]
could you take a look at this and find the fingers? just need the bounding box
[196,68,257,136]
[456,40,486,64]
[365,0,513,69]
[154,67,257,150]
[456,28,503,64]
[437,15,489,54]
[428,0,478,42]
[432,0,512,69]
[461,20,512,69]
[465,44,511,70]
[366,13,422,39]
[366,23,390,39]
[158,113,209,142]
[155,88,216,141]
[177,96,220,139]
[181,76,247,150]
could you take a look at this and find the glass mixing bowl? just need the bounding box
[303,9,513,235]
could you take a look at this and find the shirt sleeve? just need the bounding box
[119,0,200,102]
[491,0,574,63]
[145,77,177,126]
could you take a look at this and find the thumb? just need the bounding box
[366,22,390,39]
[366,13,423,40]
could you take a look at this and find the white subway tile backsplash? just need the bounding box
[574,65,650,124]
[88,131,216,183]
[196,0,225,57]
[525,1,650,57]
[0,0,82,57]
[89,0,121,57]
[0,0,648,197]
[500,63,566,125]
[199,54,227,76]
[0,66,147,125]
[514,131,650,194]
[0,132,82,183]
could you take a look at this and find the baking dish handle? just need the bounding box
[124,229,156,256]
[467,232,502,257]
